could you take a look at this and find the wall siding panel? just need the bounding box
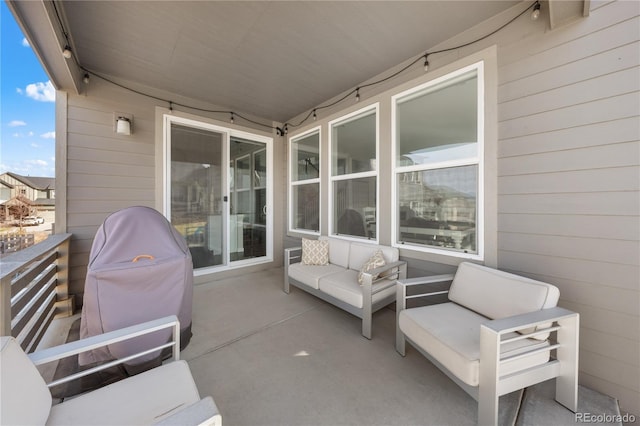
[496,2,639,412]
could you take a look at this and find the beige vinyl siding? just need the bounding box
[65,80,158,300]
[496,0,640,413]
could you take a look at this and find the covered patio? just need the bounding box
[3,0,639,422]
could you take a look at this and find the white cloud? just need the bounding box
[26,159,48,167]
[8,120,27,127]
[41,131,55,139]
[16,88,23,94]
[24,80,55,102]
[28,131,34,137]
[22,38,30,47]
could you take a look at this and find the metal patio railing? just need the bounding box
[1,233,73,352]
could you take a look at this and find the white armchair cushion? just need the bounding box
[1,337,52,426]
[47,360,201,425]
[398,302,550,387]
[449,262,559,322]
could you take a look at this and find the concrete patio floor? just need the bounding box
[42,266,625,425]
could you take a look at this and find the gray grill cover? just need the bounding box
[79,206,193,366]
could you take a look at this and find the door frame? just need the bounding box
[162,113,274,275]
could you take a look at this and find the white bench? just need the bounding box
[396,262,579,425]
[1,316,221,426]
[285,236,407,339]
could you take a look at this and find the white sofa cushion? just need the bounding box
[348,242,399,271]
[449,262,559,321]
[398,302,550,387]
[47,360,201,425]
[319,236,350,268]
[1,337,52,426]
[288,262,346,290]
[319,270,396,309]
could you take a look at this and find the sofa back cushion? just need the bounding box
[449,262,559,321]
[319,236,350,269]
[1,337,52,425]
[348,242,399,271]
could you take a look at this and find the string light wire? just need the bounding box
[50,0,538,134]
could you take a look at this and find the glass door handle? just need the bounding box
[262,205,267,215]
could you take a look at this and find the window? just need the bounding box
[329,105,378,240]
[289,128,320,234]
[393,63,483,258]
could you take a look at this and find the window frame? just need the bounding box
[391,61,485,260]
[288,126,322,236]
[328,103,380,242]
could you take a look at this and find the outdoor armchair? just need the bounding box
[1,315,221,426]
[396,262,579,425]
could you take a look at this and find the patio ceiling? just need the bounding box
[54,1,520,123]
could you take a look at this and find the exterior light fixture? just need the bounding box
[531,1,541,20]
[116,116,132,135]
[424,54,430,72]
[355,88,360,102]
[62,45,72,59]
[83,73,90,84]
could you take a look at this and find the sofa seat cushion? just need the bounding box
[46,360,200,425]
[398,302,550,387]
[318,270,396,309]
[288,262,346,290]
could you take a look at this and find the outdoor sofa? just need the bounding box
[284,236,407,339]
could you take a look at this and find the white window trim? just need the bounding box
[391,61,485,260]
[328,103,380,243]
[162,113,274,274]
[288,126,322,236]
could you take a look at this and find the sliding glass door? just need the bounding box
[165,116,271,272]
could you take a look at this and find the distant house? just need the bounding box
[0,179,13,204]
[0,173,55,221]
[0,172,55,204]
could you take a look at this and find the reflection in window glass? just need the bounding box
[332,111,376,176]
[292,132,319,181]
[396,70,477,167]
[170,124,223,268]
[290,129,320,234]
[292,184,320,232]
[334,177,376,239]
[397,166,477,253]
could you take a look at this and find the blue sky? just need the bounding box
[1,1,56,178]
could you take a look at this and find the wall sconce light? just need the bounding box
[116,116,132,135]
